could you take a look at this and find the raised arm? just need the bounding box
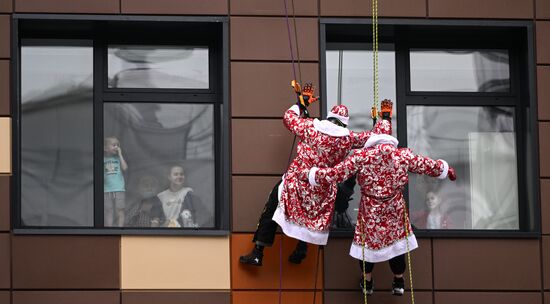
[300,151,362,186]
[350,130,372,148]
[403,148,455,180]
[283,104,314,138]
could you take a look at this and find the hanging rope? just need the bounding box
[403,202,416,304]
[371,0,379,127]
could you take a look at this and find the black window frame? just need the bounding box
[320,18,540,238]
[11,14,230,235]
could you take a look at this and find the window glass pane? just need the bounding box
[410,50,510,92]
[407,106,519,230]
[104,103,215,228]
[21,45,94,227]
[326,48,397,228]
[108,45,209,89]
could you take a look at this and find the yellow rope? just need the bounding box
[371,0,379,121]
[403,201,416,304]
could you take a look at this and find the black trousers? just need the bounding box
[358,254,406,275]
[252,176,356,246]
[252,180,282,246]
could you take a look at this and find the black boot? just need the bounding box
[359,277,374,295]
[288,241,308,264]
[239,247,264,266]
[392,277,405,296]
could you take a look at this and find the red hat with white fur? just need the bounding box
[327,105,349,125]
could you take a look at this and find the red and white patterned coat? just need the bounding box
[305,132,449,261]
[271,105,371,245]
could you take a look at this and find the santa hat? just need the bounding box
[326,105,349,125]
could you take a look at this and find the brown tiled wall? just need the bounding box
[1,1,549,303]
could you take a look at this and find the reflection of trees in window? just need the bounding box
[21,45,94,227]
[108,46,209,89]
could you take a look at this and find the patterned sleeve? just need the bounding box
[402,148,449,179]
[283,105,314,138]
[350,130,372,148]
[309,151,362,185]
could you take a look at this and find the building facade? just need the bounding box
[0,0,549,303]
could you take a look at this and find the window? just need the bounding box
[321,21,538,235]
[14,16,229,233]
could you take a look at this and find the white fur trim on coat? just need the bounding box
[272,206,330,245]
[437,159,449,179]
[349,235,418,263]
[308,167,319,186]
[313,119,350,137]
[289,105,300,116]
[326,111,349,125]
[364,134,399,148]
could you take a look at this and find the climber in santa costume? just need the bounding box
[301,100,456,295]
[240,82,372,266]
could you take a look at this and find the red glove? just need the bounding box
[448,167,456,181]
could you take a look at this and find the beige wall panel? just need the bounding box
[539,66,550,120]
[537,0,550,19]
[121,236,230,289]
[428,0,533,19]
[435,292,542,304]
[13,291,120,304]
[0,15,9,58]
[231,17,318,61]
[231,62,320,118]
[122,0,228,15]
[231,0,317,16]
[0,118,10,175]
[321,0,426,17]
[0,60,9,115]
[433,239,540,290]
[537,22,550,64]
[541,123,550,177]
[15,0,119,13]
[232,119,295,175]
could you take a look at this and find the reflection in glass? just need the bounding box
[104,103,215,228]
[410,50,510,92]
[108,45,209,89]
[326,48,397,228]
[21,45,94,227]
[407,106,519,230]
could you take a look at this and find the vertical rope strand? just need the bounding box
[403,203,416,304]
[290,0,302,84]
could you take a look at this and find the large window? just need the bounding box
[15,17,229,233]
[322,21,538,235]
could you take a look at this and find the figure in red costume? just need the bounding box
[240,83,371,267]
[271,102,372,246]
[302,100,456,296]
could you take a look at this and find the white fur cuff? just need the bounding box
[308,167,319,186]
[437,160,449,179]
[289,105,300,116]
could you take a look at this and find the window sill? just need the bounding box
[12,228,230,236]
